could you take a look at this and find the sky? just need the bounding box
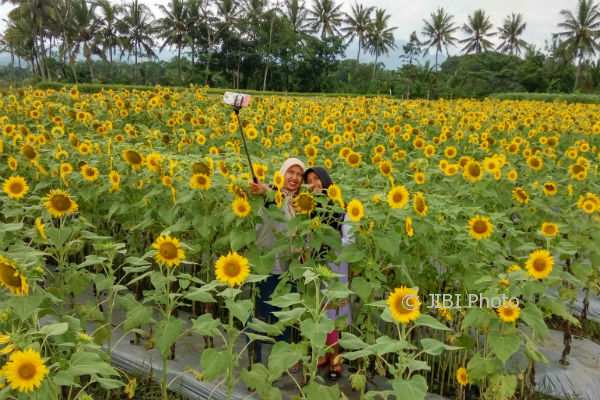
[0,0,570,69]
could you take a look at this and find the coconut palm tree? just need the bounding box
[71,0,104,81]
[94,0,124,65]
[341,2,373,63]
[421,7,459,70]
[308,0,343,40]
[557,0,600,90]
[120,0,156,66]
[497,13,527,56]
[460,9,495,54]
[157,0,190,83]
[283,0,310,34]
[366,8,396,81]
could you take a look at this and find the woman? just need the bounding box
[304,166,352,380]
[249,158,305,363]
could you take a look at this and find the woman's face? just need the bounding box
[284,165,303,193]
[306,172,323,193]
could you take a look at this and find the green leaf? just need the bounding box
[304,382,341,400]
[200,348,230,381]
[226,299,253,324]
[240,364,281,400]
[373,233,400,258]
[335,246,366,263]
[40,322,69,337]
[462,308,493,331]
[520,303,549,338]
[487,374,517,400]
[267,293,302,308]
[191,314,221,337]
[272,307,306,323]
[8,293,45,321]
[414,314,450,331]
[0,222,24,233]
[539,298,580,326]
[300,318,334,350]
[371,335,414,355]
[338,332,368,350]
[68,352,118,377]
[391,375,428,400]
[420,338,461,356]
[247,319,283,337]
[341,349,374,361]
[351,277,373,303]
[123,304,153,332]
[185,287,216,303]
[155,318,183,358]
[268,342,303,378]
[488,332,521,363]
[467,353,501,383]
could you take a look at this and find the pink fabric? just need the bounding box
[326,330,339,346]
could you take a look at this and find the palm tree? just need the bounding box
[497,13,527,56]
[341,2,373,63]
[366,8,396,81]
[157,0,189,83]
[120,0,156,66]
[308,0,343,40]
[557,0,600,91]
[460,9,495,54]
[94,0,123,65]
[284,0,309,34]
[421,7,459,70]
[70,0,104,81]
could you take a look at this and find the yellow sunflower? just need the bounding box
[413,192,428,216]
[122,149,144,170]
[387,286,421,324]
[346,199,364,222]
[525,249,554,280]
[0,256,29,296]
[81,165,99,182]
[543,182,558,197]
[463,160,483,183]
[189,173,212,190]
[512,187,529,204]
[34,217,47,241]
[294,192,316,215]
[327,184,343,203]
[405,217,414,237]
[577,193,599,214]
[387,185,410,209]
[214,251,250,287]
[152,235,185,268]
[540,222,559,238]
[2,348,48,393]
[346,151,362,168]
[468,215,493,240]
[3,176,29,200]
[273,171,284,189]
[232,197,251,218]
[379,160,392,177]
[497,300,521,323]
[456,367,468,386]
[44,189,79,218]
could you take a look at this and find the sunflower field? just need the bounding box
[0,85,599,400]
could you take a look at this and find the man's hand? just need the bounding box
[250,181,269,195]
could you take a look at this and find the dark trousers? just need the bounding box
[252,274,294,363]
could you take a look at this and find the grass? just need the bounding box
[490,92,600,104]
[33,81,387,98]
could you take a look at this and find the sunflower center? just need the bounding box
[473,220,488,234]
[348,154,358,164]
[237,203,248,213]
[223,261,241,277]
[351,207,360,217]
[468,164,481,176]
[533,258,547,272]
[18,362,37,380]
[196,176,207,186]
[86,169,95,177]
[393,192,404,203]
[544,225,556,235]
[126,151,142,164]
[23,145,37,160]
[502,308,514,317]
[9,182,24,194]
[0,263,21,287]
[395,296,416,314]
[416,198,425,212]
[51,195,72,212]
[159,243,178,260]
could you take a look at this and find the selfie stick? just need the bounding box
[233,95,258,183]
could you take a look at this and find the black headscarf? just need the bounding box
[303,166,344,241]
[303,167,333,193]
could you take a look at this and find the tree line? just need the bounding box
[0,0,599,95]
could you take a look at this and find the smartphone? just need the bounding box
[223,92,251,108]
